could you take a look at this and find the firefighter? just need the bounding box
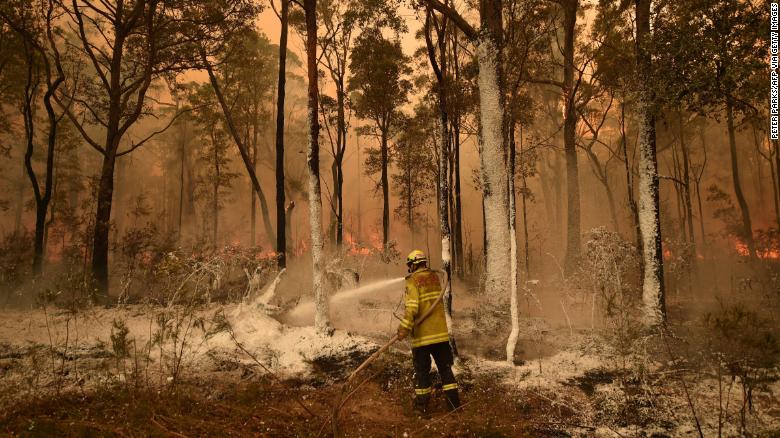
[397,249,460,415]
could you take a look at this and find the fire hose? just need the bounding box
[319,269,451,437]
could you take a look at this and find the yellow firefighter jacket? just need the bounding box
[399,268,449,348]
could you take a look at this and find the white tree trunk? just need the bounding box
[438,114,456,353]
[637,113,663,325]
[476,36,511,304]
[309,140,329,332]
[636,0,665,326]
[305,0,330,333]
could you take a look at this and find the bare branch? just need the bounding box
[116,107,195,157]
[422,0,477,41]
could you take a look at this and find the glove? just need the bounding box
[397,326,410,340]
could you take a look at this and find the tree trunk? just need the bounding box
[92,150,117,297]
[213,131,220,247]
[635,0,665,325]
[518,123,530,276]
[275,0,288,266]
[14,162,24,235]
[250,188,257,246]
[335,74,346,249]
[202,49,276,251]
[670,145,688,241]
[768,140,780,229]
[620,101,642,255]
[381,127,390,248]
[477,0,511,303]
[425,10,458,356]
[453,119,464,276]
[21,40,61,276]
[285,200,295,254]
[452,31,464,278]
[696,126,708,252]
[751,127,764,204]
[506,117,520,364]
[562,0,581,275]
[178,118,186,240]
[679,112,696,263]
[305,0,330,334]
[605,182,619,233]
[249,99,260,248]
[725,95,755,257]
[21,52,45,274]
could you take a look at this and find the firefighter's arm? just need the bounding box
[397,278,419,340]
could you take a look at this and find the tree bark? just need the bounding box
[507,117,520,363]
[381,127,390,248]
[178,112,187,240]
[678,112,696,263]
[251,148,257,246]
[621,101,641,254]
[725,95,755,257]
[212,129,220,246]
[452,31,464,278]
[425,8,458,356]
[635,0,665,325]
[477,0,511,303]
[453,119,464,276]
[421,0,510,299]
[275,0,288,267]
[9,2,65,276]
[14,162,24,235]
[562,0,581,275]
[334,74,346,249]
[21,46,47,274]
[696,126,708,253]
[520,124,530,276]
[93,150,117,296]
[305,0,330,333]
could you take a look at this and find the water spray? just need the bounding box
[285,276,406,324]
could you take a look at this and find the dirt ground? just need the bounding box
[0,277,778,437]
[0,352,591,437]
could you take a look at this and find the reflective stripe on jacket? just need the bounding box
[399,268,449,348]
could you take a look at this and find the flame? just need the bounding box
[735,241,750,257]
[343,231,372,256]
[256,250,277,260]
[733,239,780,260]
[368,231,383,250]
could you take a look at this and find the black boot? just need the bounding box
[413,394,430,417]
[444,389,460,412]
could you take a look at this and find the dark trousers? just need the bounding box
[412,341,459,410]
